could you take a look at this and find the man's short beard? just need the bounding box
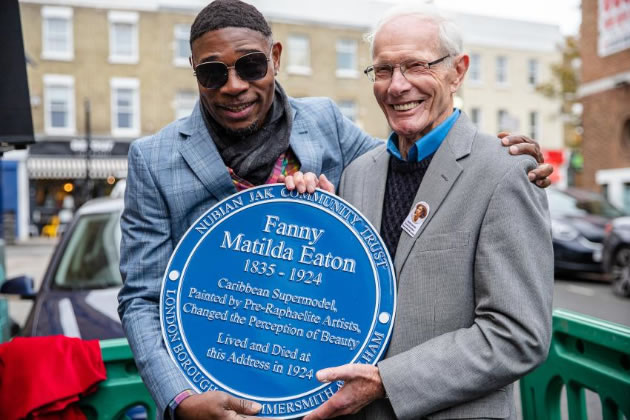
[223,120,260,139]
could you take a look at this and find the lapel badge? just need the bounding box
[401,201,430,237]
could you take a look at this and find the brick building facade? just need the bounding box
[579,0,630,212]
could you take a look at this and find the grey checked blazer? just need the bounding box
[339,113,553,420]
[117,98,380,416]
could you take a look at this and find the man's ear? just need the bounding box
[451,54,469,93]
[272,41,283,75]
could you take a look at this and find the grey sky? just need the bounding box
[384,0,581,35]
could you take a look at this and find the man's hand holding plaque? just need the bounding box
[280,172,335,194]
[176,391,263,419]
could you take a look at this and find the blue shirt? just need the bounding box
[386,109,461,162]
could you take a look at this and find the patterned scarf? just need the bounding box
[201,83,293,186]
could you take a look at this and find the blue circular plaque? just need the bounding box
[160,185,396,418]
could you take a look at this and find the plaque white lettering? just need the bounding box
[262,214,325,245]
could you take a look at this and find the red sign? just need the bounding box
[542,149,566,184]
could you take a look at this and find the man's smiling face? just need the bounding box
[372,16,463,144]
[191,27,280,137]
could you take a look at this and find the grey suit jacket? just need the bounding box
[339,114,553,420]
[118,97,380,416]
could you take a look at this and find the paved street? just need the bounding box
[3,237,57,326]
[554,274,630,326]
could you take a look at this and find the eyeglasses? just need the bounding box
[364,55,450,83]
[193,50,271,89]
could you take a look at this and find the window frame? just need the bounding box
[497,108,509,132]
[108,11,139,64]
[470,107,483,130]
[468,53,482,84]
[495,55,509,86]
[529,110,540,140]
[110,77,140,137]
[287,34,312,76]
[41,6,73,61]
[335,39,359,79]
[43,74,76,136]
[338,100,358,122]
[173,90,197,120]
[528,58,539,87]
[173,24,191,67]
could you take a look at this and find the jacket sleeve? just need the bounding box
[118,141,191,417]
[328,99,381,172]
[377,160,554,419]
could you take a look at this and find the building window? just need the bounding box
[108,11,139,64]
[287,34,311,75]
[174,24,191,67]
[529,111,540,139]
[528,59,539,87]
[469,53,481,83]
[496,56,508,84]
[336,39,358,78]
[470,107,482,130]
[41,7,73,61]
[173,90,197,120]
[110,78,140,137]
[338,100,357,122]
[44,74,75,135]
[497,109,510,132]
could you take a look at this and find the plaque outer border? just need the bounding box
[159,185,396,418]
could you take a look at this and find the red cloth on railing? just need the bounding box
[0,336,106,420]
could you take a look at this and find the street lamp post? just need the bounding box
[84,98,92,201]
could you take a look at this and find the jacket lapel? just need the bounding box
[178,101,237,200]
[393,114,476,274]
[363,147,390,231]
[289,105,322,175]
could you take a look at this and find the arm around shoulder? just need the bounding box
[328,99,381,167]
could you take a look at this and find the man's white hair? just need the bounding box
[365,4,463,60]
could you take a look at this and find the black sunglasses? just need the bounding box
[193,50,271,89]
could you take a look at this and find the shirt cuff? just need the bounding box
[167,389,196,419]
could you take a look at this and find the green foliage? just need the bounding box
[536,36,579,100]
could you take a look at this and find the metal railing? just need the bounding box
[520,309,630,420]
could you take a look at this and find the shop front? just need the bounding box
[27,138,129,236]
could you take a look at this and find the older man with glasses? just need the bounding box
[118,1,553,419]
[289,6,554,420]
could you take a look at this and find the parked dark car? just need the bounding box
[548,188,627,275]
[1,197,124,339]
[603,217,630,297]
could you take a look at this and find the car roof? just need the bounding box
[550,187,606,202]
[76,197,124,216]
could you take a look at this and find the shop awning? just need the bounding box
[27,157,128,179]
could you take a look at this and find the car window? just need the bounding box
[548,190,588,218]
[54,211,122,289]
[548,189,627,219]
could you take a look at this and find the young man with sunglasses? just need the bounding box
[118,1,552,419]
